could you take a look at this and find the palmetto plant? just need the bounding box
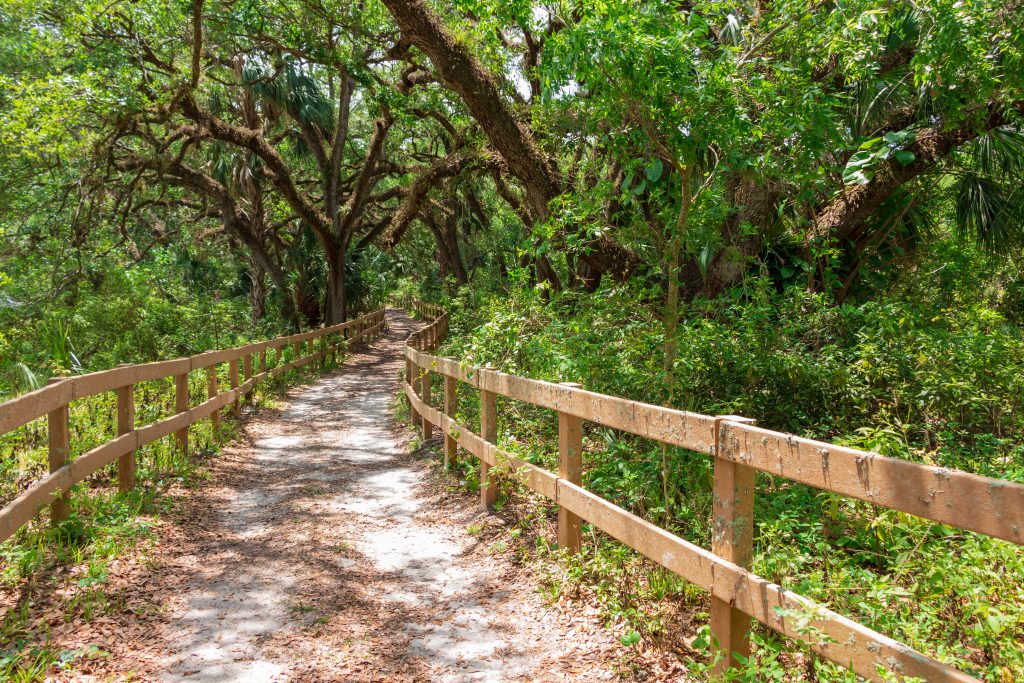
[242,56,335,133]
[955,128,1024,251]
[37,320,83,376]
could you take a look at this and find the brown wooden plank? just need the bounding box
[444,375,457,469]
[407,385,559,502]
[421,367,433,440]
[424,353,480,387]
[207,366,220,431]
[721,422,1024,545]
[0,431,139,543]
[174,373,189,453]
[230,359,240,414]
[117,383,135,493]
[70,358,190,399]
[401,334,980,682]
[137,410,192,445]
[0,380,72,435]
[237,377,258,396]
[191,347,240,370]
[407,359,420,429]
[47,378,70,524]
[477,369,718,453]
[187,391,235,424]
[711,415,758,673]
[479,370,498,509]
[558,383,583,555]
[0,307,390,543]
[556,482,977,683]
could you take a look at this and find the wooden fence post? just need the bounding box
[207,366,220,432]
[444,375,457,469]
[229,358,240,414]
[117,380,135,493]
[243,354,253,383]
[46,377,70,524]
[174,372,189,453]
[557,382,584,554]
[415,335,425,428]
[260,348,268,373]
[711,414,758,674]
[408,357,420,429]
[420,365,433,441]
[479,368,498,509]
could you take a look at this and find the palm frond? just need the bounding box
[14,362,42,391]
[974,127,1024,176]
[249,57,334,132]
[955,172,1024,251]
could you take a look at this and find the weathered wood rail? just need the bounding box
[0,308,387,543]
[400,298,1023,683]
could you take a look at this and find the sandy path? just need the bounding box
[150,309,624,682]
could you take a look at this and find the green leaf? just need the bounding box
[697,243,716,276]
[894,150,916,166]
[620,630,641,646]
[844,150,877,184]
[645,159,664,183]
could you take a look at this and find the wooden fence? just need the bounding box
[401,299,1023,683]
[0,308,387,543]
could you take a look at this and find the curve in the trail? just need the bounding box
[157,310,621,682]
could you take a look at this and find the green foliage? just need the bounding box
[0,242,288,399]
[429,235,1024,680]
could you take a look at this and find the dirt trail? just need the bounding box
[135,309,627,682]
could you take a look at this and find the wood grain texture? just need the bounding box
[557,383,583,555]
[47,378,70,524]
[117,383,135,493]
[711,415,757,674]
[479,369,498,510]
[444,375,457,469]
[720,421,1024,544]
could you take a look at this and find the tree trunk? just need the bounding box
[249,258,266,321]
[380,0,639,290]
[659,168,690,525]
[443,214,469,286]
[424,211,467,287]
[326,246,347,325]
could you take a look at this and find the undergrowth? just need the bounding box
[404,263,1024,682]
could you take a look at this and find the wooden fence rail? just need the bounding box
[401,298,1023,683]
[0,308,387,543]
